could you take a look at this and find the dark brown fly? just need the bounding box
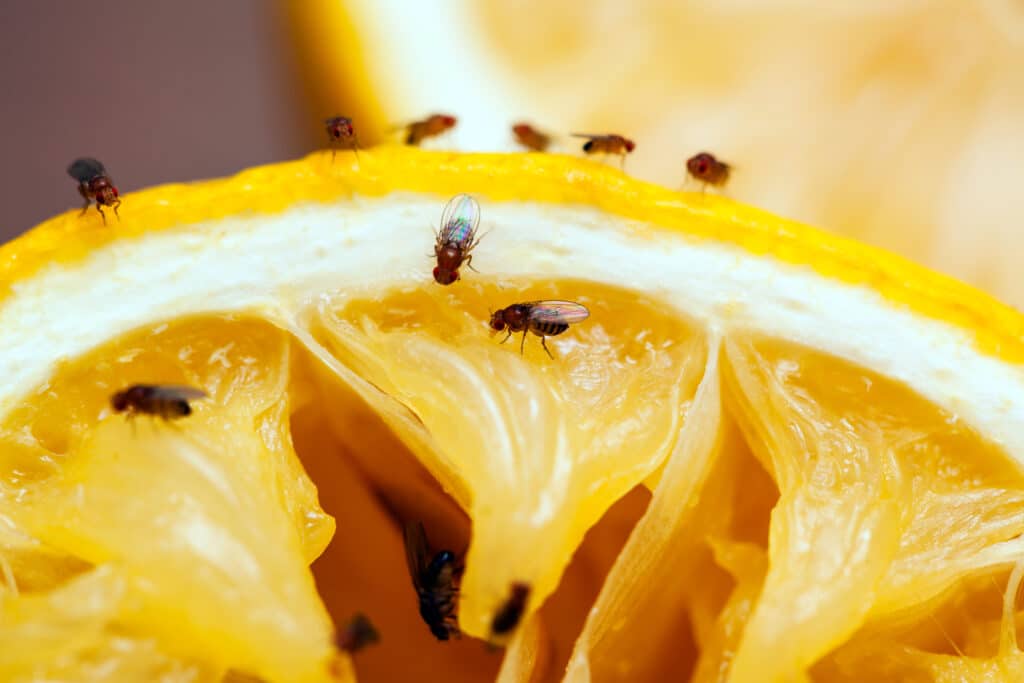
[336,612,380,653]
[490,582,531,637]
[433,193,482,285]
[512,123,551,152]
[403,522,462,641]
[67,157,121,224]
[489,300,591,359]
[686,152,731,190]
[404,114,457,146]
[571,133,635,169]
[325,116,360,161]
[110,384,208,420]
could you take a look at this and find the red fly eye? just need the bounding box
[624,140,636,152]
[443,116,456,126]
[433,267,456,285]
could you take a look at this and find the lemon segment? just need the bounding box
[0,319,337,682]
[0,566,217,682]
[318,281,705,638]
[564,343,723,682]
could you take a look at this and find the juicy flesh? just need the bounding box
[0,279,1021,683]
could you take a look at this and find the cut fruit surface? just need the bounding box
[1,147,1023,682]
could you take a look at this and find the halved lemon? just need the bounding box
[1,147,1023,682]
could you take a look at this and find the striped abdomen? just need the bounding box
[530,321,569,337]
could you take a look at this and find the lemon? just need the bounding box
[1,147,1024,682]
[284,0,1024,310]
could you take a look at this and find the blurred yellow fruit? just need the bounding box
[285,0,1024,309]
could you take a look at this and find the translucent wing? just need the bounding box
[569,133,603,140]
[528,300,591,324]
[67,157,106,182]
[438,194,481,247]
[150,385,209,401]
[403,522,430,589]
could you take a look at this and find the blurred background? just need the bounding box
[0,1,308,231]
[2,0,1023,308]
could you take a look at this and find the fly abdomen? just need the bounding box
[532,321,569,337]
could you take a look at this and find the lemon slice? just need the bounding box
[1,147,1023,682]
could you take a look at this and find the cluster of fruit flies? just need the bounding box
[322,113,731,189]
[103,190,557,651]
[433,191,591,359]
[90,113,729,655]
[105,194,553,647]
[68,113,729,225]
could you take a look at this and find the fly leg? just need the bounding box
[500,330,513,345]
[520,330,528,355]
[540,335,554,360]
[464,254,479,273]
[78,185,91,216]
[94,204,107,225]
[112,198,121,221]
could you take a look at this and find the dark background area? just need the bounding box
[0,1,310,238]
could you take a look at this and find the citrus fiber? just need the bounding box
[0,147,1022,681]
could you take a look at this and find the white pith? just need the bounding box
[1,193,1022,465]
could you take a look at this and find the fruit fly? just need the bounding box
[489,300,591,359]
[433,193,482,285]
[403,114,457,146]
[571,133,635,169]
[490,582,531,637]
[403,521,462,641]
[512,122,551,152]
[110,384,208,420]
[325,115,359,161]
[67,157,121,223]
[336,612,380,653]
[686,152,731,191]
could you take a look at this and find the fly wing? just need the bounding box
[438,194,481,247]
[569,133,602,139]
[67,157,106,182]
[528,301,591,324]
[150,385,208,401]
[403,522,430,589]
